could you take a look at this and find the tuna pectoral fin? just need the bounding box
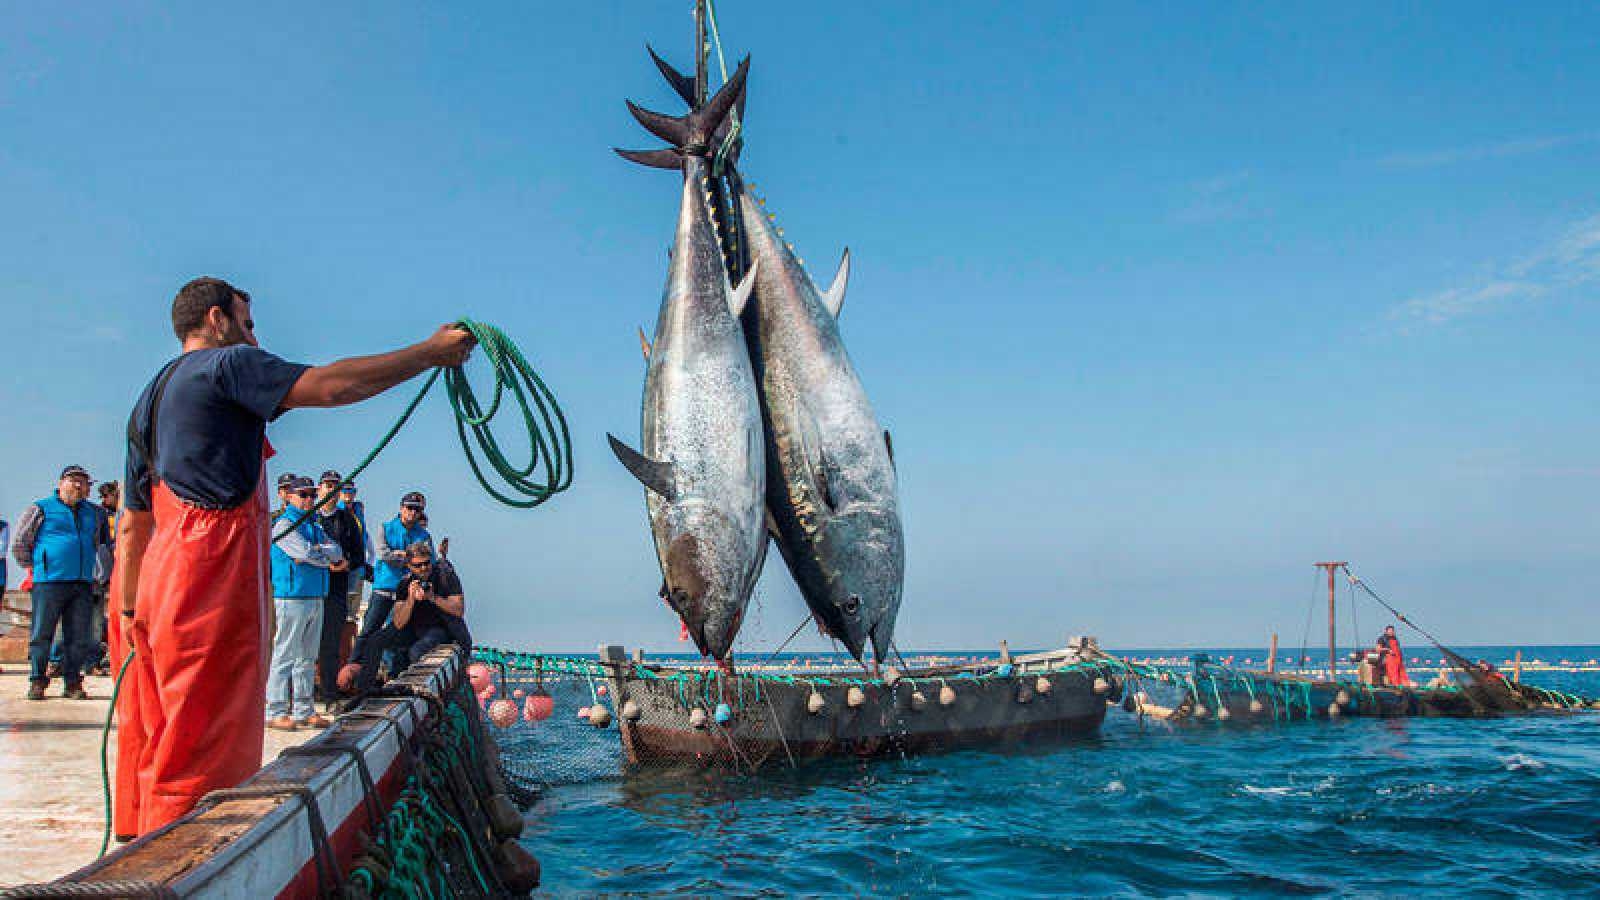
[884,429,895,468]
[728,256,759,317]
[607,434,678,502]
[637,326,652,361]
[821,248,850,317]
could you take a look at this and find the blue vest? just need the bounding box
[270,510,331,598]
[373,517,430,591]
[32,494,101,583]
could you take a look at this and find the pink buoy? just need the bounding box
[467,662,492,694]
[577,706,591,720]
[487,698,518,728]
[513,688,527,699]
[524,694,554,722]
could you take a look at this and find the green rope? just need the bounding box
[703,0,742,177]
[273,317,572,542]
[99,649,136,858]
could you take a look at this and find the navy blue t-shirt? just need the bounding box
[125,346,310,512]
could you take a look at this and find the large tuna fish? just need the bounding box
[607,59,767,662]
[736,183,905,665]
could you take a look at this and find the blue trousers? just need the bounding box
[30,581,93,685]
[266,596,323,721]
[349,589,395,663]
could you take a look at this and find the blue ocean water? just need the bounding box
[513,647,1600,897]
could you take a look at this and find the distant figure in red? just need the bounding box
[1376,625,1411,686]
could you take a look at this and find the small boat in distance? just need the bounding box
[1169,562,1599,723]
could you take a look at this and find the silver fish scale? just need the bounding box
[636,158,766,659]
[738,184,905,664]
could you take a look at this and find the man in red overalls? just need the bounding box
[111,277,473,837]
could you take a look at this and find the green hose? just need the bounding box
[99,649,136,858]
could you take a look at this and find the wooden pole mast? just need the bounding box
[1315,562,1347,681]
[693,0,708,107]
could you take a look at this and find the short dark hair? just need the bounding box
[171,277,249,339]
[406,541,434,560]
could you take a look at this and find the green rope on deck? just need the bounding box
[98,649,136,859]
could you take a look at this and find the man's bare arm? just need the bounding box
[115,509,155,616]
[282,325,475,409]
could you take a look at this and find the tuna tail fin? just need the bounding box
[643,45,749,168]
[613,147,683,169]
[647,44,697,107]
[607,434,678,502]
[619,56,749,165]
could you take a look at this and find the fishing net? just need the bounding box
[466,651,627,797]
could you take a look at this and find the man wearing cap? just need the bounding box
[267,477,343,729]
[351,491,432,671]
[273,472,298,518]
[12,465,110,700]
[313,470,366,709]
[113,276,473,836]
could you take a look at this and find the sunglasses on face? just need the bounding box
[294,490,316,498]
[407,560,433,571]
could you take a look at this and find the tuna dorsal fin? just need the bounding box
[729,256,758,317]
[637,327,652,361]
[821,248,850,317]
[884,429,895,469]
[607,434,678,502]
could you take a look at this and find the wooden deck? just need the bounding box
[0,669,313,887]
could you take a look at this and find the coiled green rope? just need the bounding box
[273,317,572,541]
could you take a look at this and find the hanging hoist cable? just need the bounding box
[704,0,742,177]
[1342,564,1484,682]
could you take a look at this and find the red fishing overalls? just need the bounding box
[127,449,272,835]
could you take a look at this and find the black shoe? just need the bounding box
[27,682,47,701]
[46,662,62,679]
[64,683,89,700]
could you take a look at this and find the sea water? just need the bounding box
[512,646,1600,896]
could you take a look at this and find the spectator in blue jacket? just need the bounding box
[13,465,109,700]
[267,476,343,730]
[350,491,431,667]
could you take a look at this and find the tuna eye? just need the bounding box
[842,595,861,615]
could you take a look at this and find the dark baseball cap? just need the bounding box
[60,465,92,481]
[339,481,358,492]
[400,491,426,509]
[319,470,342,484]
[290,476,317,492]
[277,472,298,489]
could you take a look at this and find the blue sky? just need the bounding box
[2,2,1596,652]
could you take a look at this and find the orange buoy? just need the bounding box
[488,698,518,728]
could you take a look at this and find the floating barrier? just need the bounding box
[470,641,1164,772]
[1168,655,1600,724]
